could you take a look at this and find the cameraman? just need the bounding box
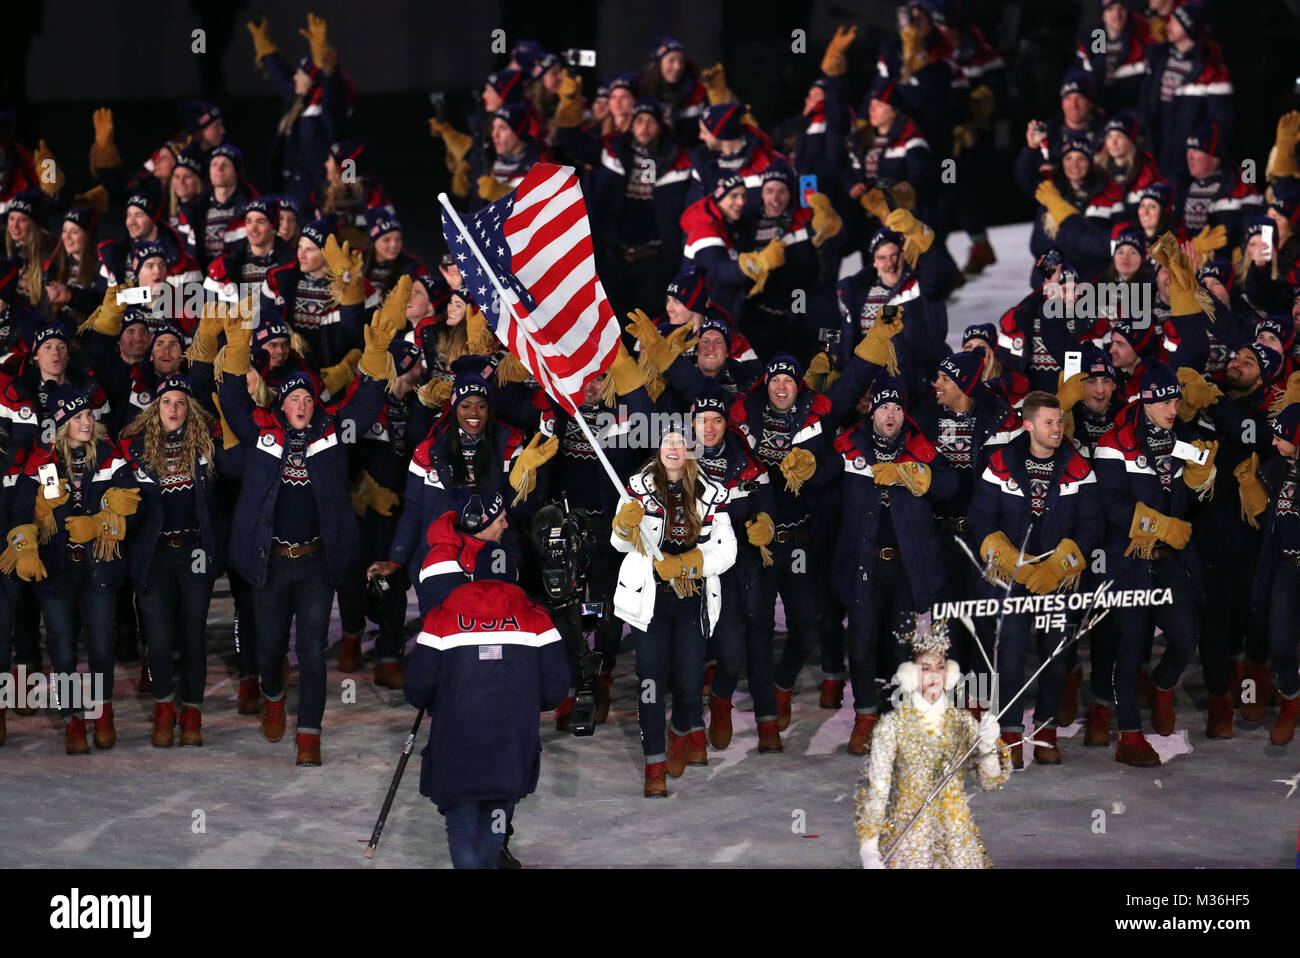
[403,552,568,869]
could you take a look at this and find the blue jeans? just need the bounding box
[634,588,706,761]
[1268,561,1300,699]
[442,799,516,869]
[254,553,333,734]
[137,543,214,706]
[40,576,117,719]
[983,584,1067,733]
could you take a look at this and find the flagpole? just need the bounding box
[437,192,664,562]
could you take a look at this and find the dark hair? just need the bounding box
[1022,390,1062,422]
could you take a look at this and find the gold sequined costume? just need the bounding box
[853,693,1011,869]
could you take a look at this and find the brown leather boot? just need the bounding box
[1084,704,1112,746]
[594,673,613,724]
[757,719,783,753]
[685,729,708,766]
[65,716,89,755]
[665,729,689,777]
[644,761,667,797]
[554,696,575,731]
[261,697,287,743]
[179,707,202,747]
[1033,726,1061,765]
[963,238,997,274]
[151,701,177,747]
[237,677,262,715]
[1136,669,1155,708]
[707,695,733,749]
[93,703,116,749]
[819,679,845,709]
[337,633,362,673]
[1058,667,1083,726]
[1230,659,1246,708]
[1240,661,1269,722]
[1205,693,1234,739]
[1116,730,1161,767]
[1270,696,1300,746]
[295,732,321,766]
[373,661,404,689]
[1151,688,1176,736]
[1002,730,1024,769]
[138,659,152,695]
[847,713,878,755]
[774,687,792,731]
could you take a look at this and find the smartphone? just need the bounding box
[1063,349,1082,380]
[1261,224,1275,262]
[117,287,151,305]
[564,48,597,68]
[1172,440,1209,465]
[799,174,818,208]
[38,462,60,498]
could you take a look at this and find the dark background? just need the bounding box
[8,0,1300,264]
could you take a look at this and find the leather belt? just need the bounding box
[162,532,198,549]
[273,540,324,558]
[1149,544,1176,560]
[878,547,900,560]
[938,517,969,534]
[65,548,86,563]
[618,241,662,263]
[774,528,808,544]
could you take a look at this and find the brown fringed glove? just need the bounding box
[613,500,645,546]
[600,342,645,407]
[322,235,365,306]
[700,64,732,105]
[745,512,775,567]
[1034,180,1079,228]
[1182,440,1218,501]
[359,275,410,383]
[80,285,131,338]
[1125,502,1191,558]
[246,18,278,61]
[553,70,585,128]
[1270,374,1300,415]
[478,175,512,203]
[508,433,559,503]
[627,308,696,376]
[33,479,70,543]
[428,119,474,165]
[980,531,1021,586]
[1191,224,1227,259]
[34,140,65,197]
[370,484,401,517]
[321,349,362,396]
[1151,232,1214,320]
[738,238,786,297]
[351,470,378,517]
[1234,454,1268,529]
[894,461,931,496]
[808,193,842,248]
[820,25,856,77]
[89,108,120,173]
[1176,367,1223,421]
[1268,110,1300,179]
[1021,539,1085,595]
[1056,371,1088,412]
[299,13,337,73]
[0,525,47,581]
[418,378,454,410]
[885,208,934,267]
[854,311,903,375]
[100,487,141,517]
[860,181,916,221]
[779,448,816,495]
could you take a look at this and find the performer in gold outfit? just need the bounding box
[854,616,1011,868]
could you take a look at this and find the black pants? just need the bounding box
[709,566,779,722]
[229,568,259,679]
[137,544,215,706]
[1111,557,1199,731]
[634,588,706,760]
[768,541,824,691]
[846,557,915,713]
[1268,561,1300,699]
[254,553,333,734]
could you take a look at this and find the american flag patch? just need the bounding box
[478,645,503,660]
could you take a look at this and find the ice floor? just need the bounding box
[2,229,1297,868]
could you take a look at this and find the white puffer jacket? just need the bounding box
[609,470,737,634]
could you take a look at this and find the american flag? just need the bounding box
[440,163,621,413]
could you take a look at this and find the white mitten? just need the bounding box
[860,836,884,869]
[977,712,999,754]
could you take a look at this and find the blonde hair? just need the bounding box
[120,392,216,479]
[5,228,48,306]
[54,415,108,478]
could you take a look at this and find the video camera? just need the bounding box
[532,502,607,736]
